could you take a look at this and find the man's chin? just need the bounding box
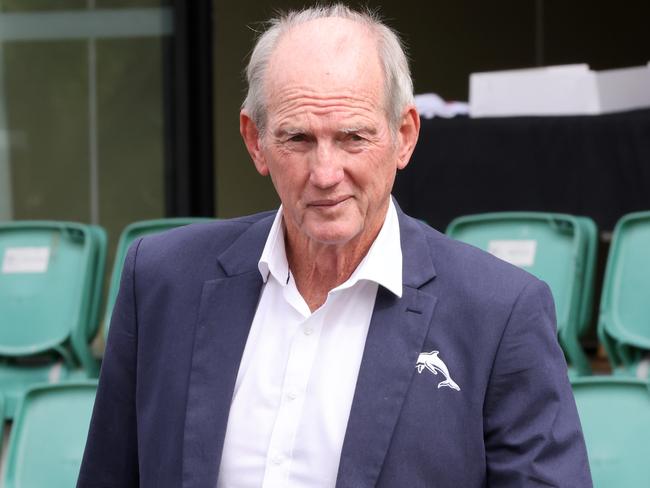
[303,223,362,247]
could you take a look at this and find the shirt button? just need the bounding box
[287,390,298,400]
[271,453,283,465]
[304,327,313,335]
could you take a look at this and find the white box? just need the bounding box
[469,63,650,117]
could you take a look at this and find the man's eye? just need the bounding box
[288,134,306,142]
[346,133,364,142]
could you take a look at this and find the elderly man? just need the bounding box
[78,5,592,488]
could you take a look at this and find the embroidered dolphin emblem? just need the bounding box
[416,351,460,391]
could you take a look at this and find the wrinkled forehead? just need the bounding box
[264,18,385,111]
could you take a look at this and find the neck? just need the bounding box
[284,212,387,312]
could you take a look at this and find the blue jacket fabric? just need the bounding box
[78,205,592,487]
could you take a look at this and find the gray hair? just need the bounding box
[242,4,414,134]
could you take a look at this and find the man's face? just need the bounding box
[242,18,418,250]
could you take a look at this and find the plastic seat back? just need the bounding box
[0,392,4,441]
[598,211,650,371]
[572,377,650,487]
[2,382,97,488]
[86,225,107,342]
[576,217,598,337]
[447,212,592,374]
[103,218,213,339]
[70,225,107,377]
[0,222,94,357]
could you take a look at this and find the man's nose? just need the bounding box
[309,143,344,189]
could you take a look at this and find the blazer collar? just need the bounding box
[183,213,274,488]
[395,198,437,289]
[336,201,439,487]
[217,213,275,277]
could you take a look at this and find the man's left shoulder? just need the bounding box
[402,215,538,294]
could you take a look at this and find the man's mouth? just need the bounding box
[308,196,350,208]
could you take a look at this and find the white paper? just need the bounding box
[488,240,537,267]
[2,247,50,273]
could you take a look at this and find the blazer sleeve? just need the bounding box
[483,278,593,487]
[77,239,142,487]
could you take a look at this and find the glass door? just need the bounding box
[0,0,173,243]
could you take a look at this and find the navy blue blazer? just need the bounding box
[78,206,592,487]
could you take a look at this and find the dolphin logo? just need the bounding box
[416,351,460,391]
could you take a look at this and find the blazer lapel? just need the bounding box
[336,205,438,488]
[182,216,273,488]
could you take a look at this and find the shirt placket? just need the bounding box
[261,307,325,487]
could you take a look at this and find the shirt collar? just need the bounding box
[257,206,290,286]
[257,198,403,298]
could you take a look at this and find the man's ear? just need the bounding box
[395,105,420,170]
[240,110,269,176]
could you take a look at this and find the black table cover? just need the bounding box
[394,109,650,232]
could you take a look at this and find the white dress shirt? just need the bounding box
[217,199,402,488]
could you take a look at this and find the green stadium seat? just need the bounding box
[0,221,104,417]
[2,382,97,488]
[102,218,212,340]
[447,212,597,375]
[73,225,107,377]
[598,211,650,375]
[572,377,650,487]
[0,391,4,444]
[576,217,598,339]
